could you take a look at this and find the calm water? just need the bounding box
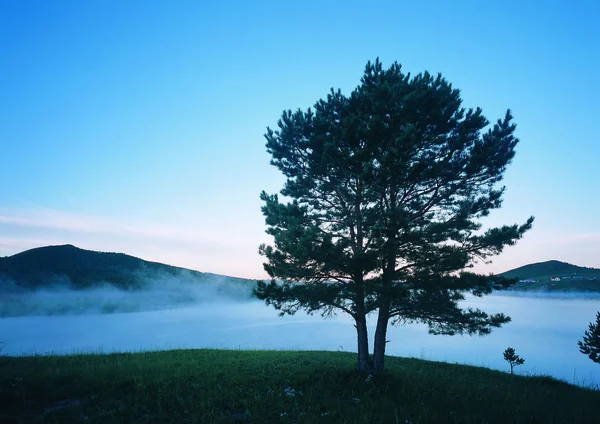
[1,293,599,389]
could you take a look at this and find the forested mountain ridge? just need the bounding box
[0,244,251,292]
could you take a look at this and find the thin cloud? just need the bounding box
[0,207,228,247]
[0,206,270,279]
[548,233,600,245]
[0,237,61,252]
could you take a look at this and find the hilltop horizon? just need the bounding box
[3,243,599,283]
[0,244,254,289]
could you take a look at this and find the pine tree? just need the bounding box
[578,312,600,363]
[254,59,534,373]
[503,347,525,374]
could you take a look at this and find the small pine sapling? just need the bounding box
[503,347,525,374]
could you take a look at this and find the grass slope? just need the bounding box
[0,244,252,292]
[1,349,598,423]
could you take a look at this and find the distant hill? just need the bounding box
[0,244,253,295]
[498,260,600,292]
[4,246,597,297]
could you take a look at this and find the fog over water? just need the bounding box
[0,273,250,316]
[1,283,599,389]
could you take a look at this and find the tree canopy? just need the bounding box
[254,59,534,372]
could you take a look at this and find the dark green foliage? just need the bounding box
[255,58,533,372]
[1,350,598,423]
[503,347,525,374]
[578,312,600,363]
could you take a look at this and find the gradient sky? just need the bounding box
[1,0,599,279]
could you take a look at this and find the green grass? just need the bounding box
[1,349,599,423]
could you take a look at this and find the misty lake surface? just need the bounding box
[2,293,599,389]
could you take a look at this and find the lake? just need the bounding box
[1,292,599,389]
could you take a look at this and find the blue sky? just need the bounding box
[1,0,599,278]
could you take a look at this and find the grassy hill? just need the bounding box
[0,244,253,293]
[499,260,600,292]
[1,349,598,423]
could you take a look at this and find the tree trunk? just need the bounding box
[355,316,372,372]
[353,270,373,373]
[373,301,390,372]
